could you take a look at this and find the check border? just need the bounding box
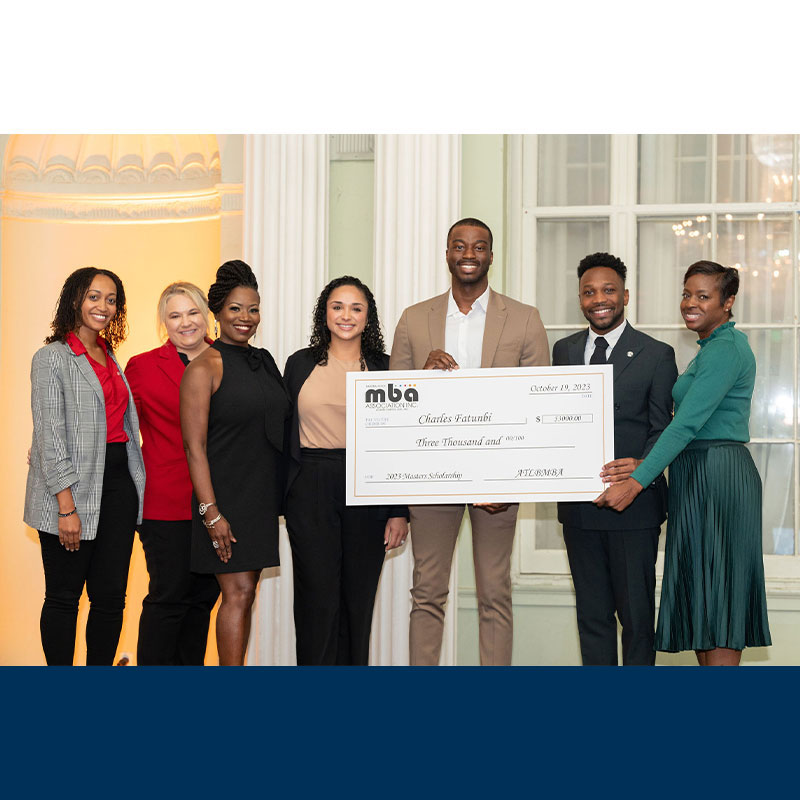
[347,366,614,504]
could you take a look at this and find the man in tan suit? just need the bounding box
[389,218,549,665]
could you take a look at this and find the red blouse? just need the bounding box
[66,332,129,443]
[124,339,210,520]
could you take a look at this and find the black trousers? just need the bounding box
[39,443,138,666]
[286,449,387,665]
[563,526,660,666]
[137,519,220,665]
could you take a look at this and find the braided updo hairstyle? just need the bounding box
[207,260,259,316]
[308,275,385,370]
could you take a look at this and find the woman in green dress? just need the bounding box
[595,260,771,666]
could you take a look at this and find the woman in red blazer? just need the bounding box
[125,282,219,665]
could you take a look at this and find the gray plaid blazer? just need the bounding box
[24,341,145,539]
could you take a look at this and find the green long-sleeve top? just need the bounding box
[630,321,755,488]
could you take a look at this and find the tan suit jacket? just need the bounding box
[389,288,550,370]
[389,286,549,665]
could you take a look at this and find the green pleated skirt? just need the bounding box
[655,440,772,653]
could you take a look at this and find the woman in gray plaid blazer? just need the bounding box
[24,267,145,665]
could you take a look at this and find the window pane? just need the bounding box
[522,134,800,573]
[717,134,794,203]
[538,135,610,206]
[748,329,795,440]
[637,217,712,323]
[748,443,795,555]
[639,134,712,203]
[534,502,564,550]
[536,219,609,326]
[641,328,703,373]
[638,328,795,441]
[716,215,792,323]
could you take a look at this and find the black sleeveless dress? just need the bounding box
[190,340,291,575]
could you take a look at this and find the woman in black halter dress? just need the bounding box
[181,261,290,665]
[188,339,287,575]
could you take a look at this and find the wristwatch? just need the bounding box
[198,501,217,516]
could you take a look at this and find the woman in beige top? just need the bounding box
[283,276,408,665]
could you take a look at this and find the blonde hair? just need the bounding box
[157,282,210,341]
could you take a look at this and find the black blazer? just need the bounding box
[283,348,408,522]
[552,323,678,530]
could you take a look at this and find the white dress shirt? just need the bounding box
[583,319,628,365]
[445,286,490,369]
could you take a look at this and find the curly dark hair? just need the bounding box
[309,276,385,370]
[45,267,128,349]
[577,252,627,283]
[684,260,739,318]
[207,260,259,315]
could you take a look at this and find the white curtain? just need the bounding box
[241,133,462,665]
[370,134,461,665]
[243,134,328,665]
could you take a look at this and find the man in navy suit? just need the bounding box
[553,252,678,665]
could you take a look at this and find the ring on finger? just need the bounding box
[212,541,220,549]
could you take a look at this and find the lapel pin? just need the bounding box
[627,351,633,357]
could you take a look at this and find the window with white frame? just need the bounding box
[507,134,798,582]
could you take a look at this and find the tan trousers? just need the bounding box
[408,503,518,666]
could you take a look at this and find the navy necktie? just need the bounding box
[590,336,609,364]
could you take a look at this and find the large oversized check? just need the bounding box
[346,365,614,505]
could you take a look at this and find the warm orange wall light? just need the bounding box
[0,135,224,665]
